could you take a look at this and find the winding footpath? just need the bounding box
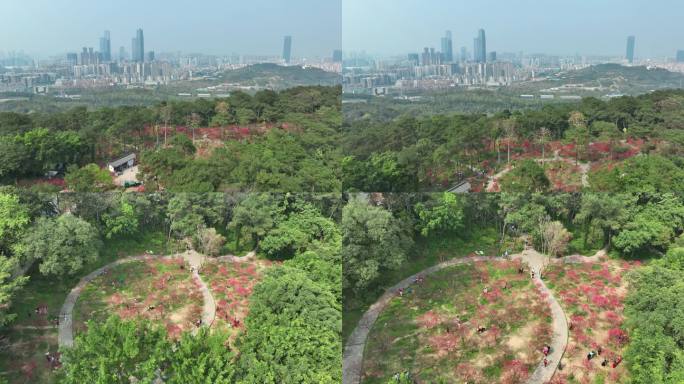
[343,250,572,384]
[513,249,569,384]
[58,251,216,348]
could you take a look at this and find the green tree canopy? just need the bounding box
[414,193,465,237]
[60,316,170,384]
[17,214,101,277]
[624,247,684,383]
[0,255,28,327]
[65,163,115,192]
[236,266,341,384]
[499,159,550,193]
[229,194,282,251]
[0,192,30,255]
[342,197,412,291]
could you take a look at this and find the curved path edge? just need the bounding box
[59,252,216,348]
[343,252,571,384]
[512,249,569,383]
[343,256,490,384]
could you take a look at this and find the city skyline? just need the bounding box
[0,0,341,58]
[343,0,684,58]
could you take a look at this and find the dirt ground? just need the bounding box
[113,165,139,186]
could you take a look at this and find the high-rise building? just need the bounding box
[422,47,430,65]
[99,30,111,62]
[420,47,441,66]
[132,29,145,62]
[677,50,684,63]
[119,46,127,62]
[332,49,343,62]
[66,53,78,66]
[283,35,292,64]
[441,30,454,62]
[474,29,487,63]
[146,51,155,62]
[488,51,497,62]
[626,36,635,63]
[131,39,137,62]
[80,47,97,65]
[407,53,420,66]
[460,47,468,62]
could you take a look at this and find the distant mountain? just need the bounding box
[220,63,340,88]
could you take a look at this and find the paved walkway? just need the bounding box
[183,251,216,330]
[343,251,571,384]
[512,249,569,384]
[562,248,606,264]
[58,252,216,348]
[216,251,256,263]
[486,166,513,192]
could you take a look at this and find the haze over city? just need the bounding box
[343,0,684,58]
[0,0,341,58]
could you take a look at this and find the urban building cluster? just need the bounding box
[0,31,342,94]
[342,29,684,95]
[344,29,534,93]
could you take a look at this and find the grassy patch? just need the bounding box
[344,227,499,342]
[544,259,640,383]
[0,230,173,383]
[200,258,273,345]
[360,260,552,383]
[72,258,203,339]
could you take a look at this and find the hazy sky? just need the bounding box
[0,0,341,58]
[343,0,684,58]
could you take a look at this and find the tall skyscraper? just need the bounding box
[66,53,78,66]
[283,35,292,64]
[626,36,635,64]
[677,50,684,63]
[441,30,454,62]
[80,47,96,65]
[474,29,487,63]
[99,30,111,62]
[132,29,145,62]
[407,53,420,66]
[332,49,343,63]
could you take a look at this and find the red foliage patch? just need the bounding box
[591,295,609,308]
[417,311,441,329]
[608,328,629,346]
[455,362,481,382]
[500,359,530,384]
[166,323,183,339]
[428,332,460,353]
[20,360,37,379]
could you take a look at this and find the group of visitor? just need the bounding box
[588,347,623,368]
[44,351,61,369]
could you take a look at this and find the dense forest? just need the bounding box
[0,189,341,383]
[0,86,341,192]
[5,87,684,194]
[342,90,684,191]
[342,192,684,383]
